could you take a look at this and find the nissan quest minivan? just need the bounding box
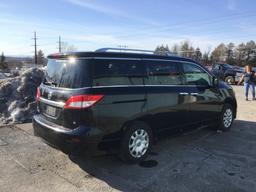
[33,48,237,163]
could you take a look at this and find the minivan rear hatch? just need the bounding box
[38,58,92,129]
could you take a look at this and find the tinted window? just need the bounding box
[182,63,211,86]
[92,60,145,86]
[213,64,220,70]
[44,59,91,88]
[224,64,233,69]
[146,61,182,85]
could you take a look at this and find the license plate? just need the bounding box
[45,106,56,117]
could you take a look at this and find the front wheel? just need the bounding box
[218,104,234,131]
[225,76,235,85]
[119,122,153,164]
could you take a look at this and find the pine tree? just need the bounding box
[0,52,8,70]
[195,47,202,61]
[154,44,171,55]
[37,50,45,65]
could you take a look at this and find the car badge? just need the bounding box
[48,91,53,100]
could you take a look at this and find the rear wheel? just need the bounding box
[119,122,153,164]
[225,76,235,85]
[218,104,234,131]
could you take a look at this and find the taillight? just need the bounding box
[64,95,104,109]
[36,87,40,101]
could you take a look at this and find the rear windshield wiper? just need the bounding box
[44,80,57,86]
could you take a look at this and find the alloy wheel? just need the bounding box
[223,108,233,128]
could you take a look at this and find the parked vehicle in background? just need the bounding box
[33,48,237,164]
[211,63,243,84]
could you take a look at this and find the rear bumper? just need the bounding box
[33,114,103,153]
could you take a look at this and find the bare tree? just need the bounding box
[171,44,179,54]
[211,43,227,62]
[61,42,77,52]
[194,47,202,61]
[226,42,235,64]
[245,40,256,62]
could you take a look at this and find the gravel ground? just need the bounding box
[0,85,256,192]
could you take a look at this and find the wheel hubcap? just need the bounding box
[129,129,149,158]
[227,78,232,84]
[223,108,233,128]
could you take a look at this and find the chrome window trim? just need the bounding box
[39,97,65,108]
[180,61,213,78]
[94,57,142,61]
[50,57,142,61]
[180,61,213,86]
[45,57,212,89]
[41,84,210,91]
[142,58,212,77]
[91,85,209,88]
[40,83,90,91]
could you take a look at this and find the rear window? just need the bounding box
[92,59,146,86]
[44,59,91,88]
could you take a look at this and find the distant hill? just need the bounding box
[6,56,33,63]
[5,56,33,70]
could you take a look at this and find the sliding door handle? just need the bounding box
[179,92,189,95]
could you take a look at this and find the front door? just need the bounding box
[180,62,222,125]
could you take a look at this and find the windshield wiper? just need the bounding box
[44,80,57,86]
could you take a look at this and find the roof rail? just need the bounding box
[166,52,179,56]
[95,47,155,54]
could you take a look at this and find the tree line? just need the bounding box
[155,40,256,66]
[0,52,8,70]
[0,42,78,71]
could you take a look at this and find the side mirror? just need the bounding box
[212,76,219,87]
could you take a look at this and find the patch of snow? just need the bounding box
[0,68,44,125]
[0,73,6,79]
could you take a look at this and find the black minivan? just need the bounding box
[33,48,237,163]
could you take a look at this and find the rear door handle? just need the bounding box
[190,92,199,96]
[179,92,189,95]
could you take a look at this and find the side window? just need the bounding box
[213,64,219,70]
[182,63,211,86]
[92,60,145,86]
[146,61,182,85]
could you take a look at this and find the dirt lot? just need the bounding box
[0,86,256,192]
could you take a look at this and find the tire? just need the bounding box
[225,76,235,85]
[119,122,153,164]
[218,104,234,131]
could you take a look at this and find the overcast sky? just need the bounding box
[0,0,256,56]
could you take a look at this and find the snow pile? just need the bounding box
[0,73,5,79]
[0,68,44,124]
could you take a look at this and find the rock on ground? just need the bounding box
[0,68,44,124]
